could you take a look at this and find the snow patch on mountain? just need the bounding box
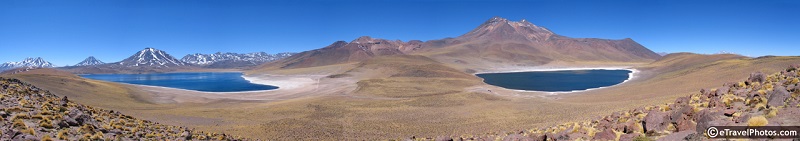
[181,52,295,65]
[0,57,55,71]
[116,48,185,67]
[74,56,106,66]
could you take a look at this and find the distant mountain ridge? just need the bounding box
[258,16,661,71]
[60,48,194,74]
[60,48,293,73]
[0,57,55,71]
[181,52,295,68]
[74,56,106,66]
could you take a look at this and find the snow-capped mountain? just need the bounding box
[74,56,106,66]
[0,57,55,71]
[181,52,295,66]
[116,48,185,67]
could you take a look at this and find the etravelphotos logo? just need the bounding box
[706,126,800,138]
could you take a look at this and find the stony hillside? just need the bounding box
[0,78,248,140]
[415,65,800,140]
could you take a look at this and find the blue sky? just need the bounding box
[1,0,798,66]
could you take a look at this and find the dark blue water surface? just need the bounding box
[80,72,278,92]
[476,70,631,92]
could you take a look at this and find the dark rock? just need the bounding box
[65,117,79,126]
[749,72,767,83]
[642,110,667,134]
[75,114,93,125]
[592,128,616,140]
[708,97,723,108]
[671,105,696,132]
[716,87,729,96]
[723,109,736,117]
[182,131,192,140]
[695,109,721,132]
[734,113,751,123]
[701,88,712,98]
[61,96,69,106]
[768,86,790,107]
[57,120,70,128]
[623,120,642,134]
[674,96,690,106]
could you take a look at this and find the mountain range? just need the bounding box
[57,48,294,74]
[259,17,660,72]
[0,57,55,71]
[180,52,295,68]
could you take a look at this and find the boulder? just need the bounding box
[715,87,730,96]
[700,88,713,98]
[643,110,668,134]
[768,86,790,107]
[671,105,696,132]
[592,128,616,141]
[708,97,723,108]
[624,120,642,134]
[694,109,721,132]
[674,96,690,106]
[748,72,767,83]
[65,117,79,126]
[723,109,736,117]
[75,114,94,125]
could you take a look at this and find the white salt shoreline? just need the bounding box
[241,74,319,91]
[475,67,640,94]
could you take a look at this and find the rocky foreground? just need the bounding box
[0,78,248,140]
[417,65,800,141]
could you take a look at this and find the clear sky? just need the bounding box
[1,0,798,66]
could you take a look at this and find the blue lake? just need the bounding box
[476,69,631,92]
[80,72,278,92]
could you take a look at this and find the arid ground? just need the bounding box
[5,53,800,140]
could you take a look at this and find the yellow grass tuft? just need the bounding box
[765,108,778,118]
[40,118,54,129]
[57,130,69,140]
[42,135,54,141]
[91,132,104,140]
[748,116,769,126]
[23,127,35,135]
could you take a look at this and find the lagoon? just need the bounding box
[476,69,631,92]
[80,72,278,92]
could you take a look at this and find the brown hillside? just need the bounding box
[252,16,660,72]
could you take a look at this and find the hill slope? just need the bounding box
[0,77,248,140]
[414,65,800,140]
